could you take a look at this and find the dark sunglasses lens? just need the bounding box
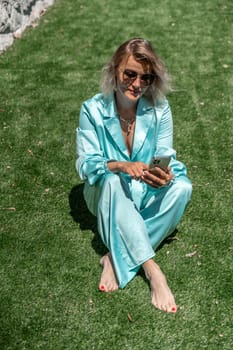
[123,70,137,79]
[141,74,155,85]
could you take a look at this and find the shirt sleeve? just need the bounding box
[76,102,112,185]
[156,100,173,150]
[156,100,188,178]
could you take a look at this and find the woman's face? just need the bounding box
[116,55,154,104]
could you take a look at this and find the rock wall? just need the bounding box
[0,0,54,53]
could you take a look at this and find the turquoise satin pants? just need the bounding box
[84,173,192,288]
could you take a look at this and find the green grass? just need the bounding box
[0,0,233,349]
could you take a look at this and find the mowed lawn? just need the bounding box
[0,0,232,349]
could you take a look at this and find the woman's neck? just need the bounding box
[115,92,138,119]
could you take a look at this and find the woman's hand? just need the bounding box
[107,161,173,186]
[107,161,149,179]
[120,161,149,179]
[142,166,174,188]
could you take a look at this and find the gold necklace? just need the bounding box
[118,116,136,135]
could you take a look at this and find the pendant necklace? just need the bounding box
[118,115,136,135]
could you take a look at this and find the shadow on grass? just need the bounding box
[69,183,107,256]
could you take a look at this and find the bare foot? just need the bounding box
[99,253,118,292]
[143,259,177,313]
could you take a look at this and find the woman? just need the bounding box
[76,38,192,313]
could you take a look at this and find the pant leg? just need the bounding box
[97,173,155,288]
[84,173,192,289]
[140,176,192,249]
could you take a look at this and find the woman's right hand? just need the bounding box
[107,161,149,180]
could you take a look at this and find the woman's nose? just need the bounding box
[132,75,142,87]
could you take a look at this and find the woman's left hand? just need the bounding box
[142,166,174,188]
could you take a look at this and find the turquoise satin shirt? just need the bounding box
[76,93,187,187]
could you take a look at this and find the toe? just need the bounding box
[169,305,177,313]
[99,284,106,292]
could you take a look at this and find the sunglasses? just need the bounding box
[121,69,155,86]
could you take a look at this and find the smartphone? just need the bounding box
[149,156,171,171]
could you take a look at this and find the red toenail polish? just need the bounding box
[99,285,105,291]
[171,307,177,312]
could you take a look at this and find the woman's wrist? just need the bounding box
[107,160,124,173]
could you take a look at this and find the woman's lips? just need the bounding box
[128,88,142,96]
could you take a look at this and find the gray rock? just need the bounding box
[0,0,54,53]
